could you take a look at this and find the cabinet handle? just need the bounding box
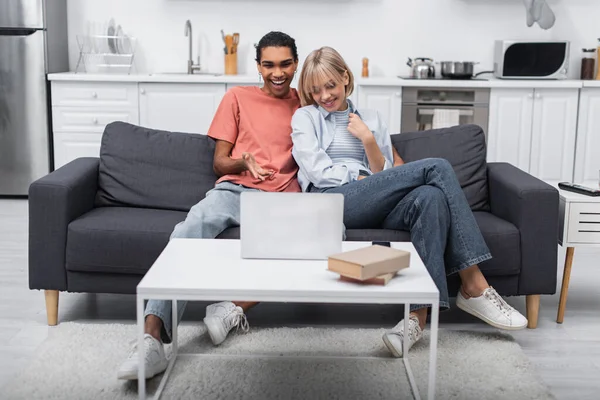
[528,93,533,99]
[536,93,541,99]
[91,92,97,98]
[395,92,401,97]
[140,89,146,95]
[92,118,98,124]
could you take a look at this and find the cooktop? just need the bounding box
[398,76,489,81]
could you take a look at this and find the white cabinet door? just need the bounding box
[139,83,226,134]
[357,86,402,134]
[53,132,103,169]
[529,88,579,185]
[486,88,534,172]
[574,88,600,187]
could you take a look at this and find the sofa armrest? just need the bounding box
[487,162,559,295]
[28,158,100,291]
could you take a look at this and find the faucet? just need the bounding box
[184,20,201,74]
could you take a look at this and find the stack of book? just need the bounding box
[327,245,411,285]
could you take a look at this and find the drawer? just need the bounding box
[566,203,600,244]
[52,107,139,133]
[53,132,103,169]
[51,81,138,107]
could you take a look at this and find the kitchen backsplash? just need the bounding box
[66,0,596,78]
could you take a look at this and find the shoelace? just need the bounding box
[394,316,421,343]
[484,288,515,317]
[127,336,157,361]
[225,309,250,334]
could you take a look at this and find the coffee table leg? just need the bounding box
[403,303,410,357]
[137,296,146,400]
[172,300,178,357]
[428,300,439,400]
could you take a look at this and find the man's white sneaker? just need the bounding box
[117,333,168,380]
[203,301,249,346]
[382,314,423,358]
[456,286,528,330]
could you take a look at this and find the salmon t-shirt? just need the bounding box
[207,86,301,192]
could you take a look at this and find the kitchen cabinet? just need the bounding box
[487,88,578,184]
[573,88,600,188]
[357,86,402,134]
[139,83,226,134]
[50,81,140,169]
[528,88,578,185]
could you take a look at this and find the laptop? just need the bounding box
[240,191,344,260]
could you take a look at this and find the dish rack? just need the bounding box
[75,34,137,74]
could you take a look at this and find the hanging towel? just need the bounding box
[432,109,460,130]
[523,0,555,30]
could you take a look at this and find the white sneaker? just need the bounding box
[203,301,249,346]
[117,333,168,380]
[456,286,528,330]
[382,314,423,358]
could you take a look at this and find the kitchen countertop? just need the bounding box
[47,72,261,84]
[582,80,600,88]
[355,77,584,89]
[48,72,588,89]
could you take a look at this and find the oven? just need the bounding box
[401,87,490,138]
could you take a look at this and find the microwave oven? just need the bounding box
[493,40,570,79]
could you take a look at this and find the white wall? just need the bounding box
[66,0,598,78]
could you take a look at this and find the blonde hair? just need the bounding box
[298,46,355,107]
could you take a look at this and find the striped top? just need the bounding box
[325,107,368,172]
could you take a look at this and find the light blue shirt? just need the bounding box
[291,99,394,191]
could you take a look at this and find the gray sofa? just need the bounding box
[29,122,559,328]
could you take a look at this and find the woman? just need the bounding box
[291,46,527,357]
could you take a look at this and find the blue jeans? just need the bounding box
[145,182,259,343]
[310,158,492,312]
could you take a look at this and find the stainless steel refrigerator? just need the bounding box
[0,0,68,196]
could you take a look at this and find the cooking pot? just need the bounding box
[439,61,492,79]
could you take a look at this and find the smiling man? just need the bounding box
[117,31,301,381]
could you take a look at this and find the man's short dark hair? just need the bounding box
[255,31,298,63]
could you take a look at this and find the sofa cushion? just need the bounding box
[391,124,489,211]
[95,122,218,212]
[472,211,520,276]
[66,207,186,274]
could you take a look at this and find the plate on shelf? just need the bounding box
[115,25,123,54]
[107,18,117,54]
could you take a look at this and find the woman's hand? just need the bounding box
[348,113,373,142]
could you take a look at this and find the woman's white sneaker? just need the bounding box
[117,333,168,380]
[456,286,528,330]
[382,315,423,358]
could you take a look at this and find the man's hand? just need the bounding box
[242,152,274,181]
[348,113,373,142]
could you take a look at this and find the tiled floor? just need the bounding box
[1,199,599,398]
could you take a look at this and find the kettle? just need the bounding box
[407,57,435,79]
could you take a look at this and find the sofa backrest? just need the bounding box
[391,124,489,211]
[95,121,488,213]
[95,122,217,212]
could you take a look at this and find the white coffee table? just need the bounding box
[136,239,440,400]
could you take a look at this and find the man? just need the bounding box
[118,31,301,380]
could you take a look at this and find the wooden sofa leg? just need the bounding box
[526,294,540,329]
[45,290,59,326]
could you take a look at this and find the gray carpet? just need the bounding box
[2,322,554,400]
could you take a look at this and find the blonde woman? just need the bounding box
[291,47,527,357]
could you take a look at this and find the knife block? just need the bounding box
[225,53,237,75]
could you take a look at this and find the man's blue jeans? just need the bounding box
[310,158,492,311]
[144,182,259,343]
